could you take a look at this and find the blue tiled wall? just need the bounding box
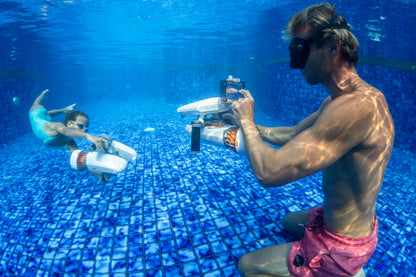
[0,77,37,147]
[166,69,229,106]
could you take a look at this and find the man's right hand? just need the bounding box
[232,89,255,125]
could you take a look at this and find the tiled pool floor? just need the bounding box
[0,101,415,276]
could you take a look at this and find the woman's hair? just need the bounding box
[64,110,89,125]
[284,2,359,64]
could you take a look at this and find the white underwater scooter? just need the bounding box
[177,76,246,155]
[70,134,137,174]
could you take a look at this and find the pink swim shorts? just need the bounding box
[288,206,378,277]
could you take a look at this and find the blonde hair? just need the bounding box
[285,2,359,64]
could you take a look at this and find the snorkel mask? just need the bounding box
[289,37,315,69]
[289,14,351,69]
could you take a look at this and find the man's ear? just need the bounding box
[326,37,340,57]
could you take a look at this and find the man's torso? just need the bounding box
[320,83,394,238]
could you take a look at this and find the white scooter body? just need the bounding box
[70,140,137,174]
[178,97,246,155]
[185,124,246,155]
[177,97,231,116]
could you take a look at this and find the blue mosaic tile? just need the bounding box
[176,237,192,249]
[224,236,242,250]
[210,241,228,254]
[98,236,113,248]
[94,258,110,273]
[222,265,240,277]
[159,239,175,253]
[161,252,179,267]
[79,260,94,274]
[128,258,144,272]
[163,265,181,276]
[64,260,79,273]
[0,104,415,277]
[128,234,143,245]
[199,256,218,273]
[145,255,161,270]
[145,242,160,256]
[111,260,127,273]
[190,233,207,246]
[182,261,200,276]
[195,244,212,259]
[145,268,164,277]
[113,247,128,259]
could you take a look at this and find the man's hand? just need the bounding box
[231,89,255,125]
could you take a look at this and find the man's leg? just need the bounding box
[238,209,311,276]
[29,89,48,114]
[282,209,310,239]
[353,268,366,277]
[238,242,293,277]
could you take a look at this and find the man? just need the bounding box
[29,89,111,181]
[233,3,394,277]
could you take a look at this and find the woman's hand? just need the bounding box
[87,134,109,150]
[64,103,77,115]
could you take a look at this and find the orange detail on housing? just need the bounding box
[76,151,87,170]
[224,127,239,153]
[205,123,224,127]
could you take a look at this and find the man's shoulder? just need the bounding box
[315,91,380,140]
[331,86,385,113]
[324,92,373,116]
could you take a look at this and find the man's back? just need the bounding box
[321,78,395,238]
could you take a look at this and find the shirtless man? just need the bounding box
[234,3,394,277]
[29,89,111,181]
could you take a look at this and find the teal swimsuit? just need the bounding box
[29,107,70,148]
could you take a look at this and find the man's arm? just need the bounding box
[234,92,373,187]
[256,96,331,146]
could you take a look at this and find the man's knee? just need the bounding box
[352,268,366,277]
[238,253,250,276]
[282,212,299,232]
[281,213,291,230]
[282,209,309,238]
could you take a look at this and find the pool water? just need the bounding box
[1,0,416,276]
[0,100,415,276]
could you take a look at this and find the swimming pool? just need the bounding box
[1,1,415,276]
